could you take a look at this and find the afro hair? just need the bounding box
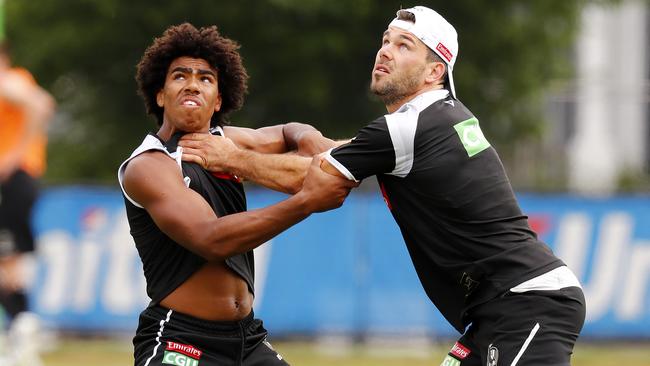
[136,23,248,127]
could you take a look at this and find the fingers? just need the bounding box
[178,135,204,149]
[301,157,358,212]
[181,151,206,168]
[180,147,202,157]
[179,133,206,142]
[178,133,214,149]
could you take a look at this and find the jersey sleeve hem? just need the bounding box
[325,149,360,182]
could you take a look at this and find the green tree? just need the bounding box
[5,0,584,184]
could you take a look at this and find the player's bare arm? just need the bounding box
[122,150,356,260]
[179,132,310,193]
[179,123,347,193]
[223,122,338,156]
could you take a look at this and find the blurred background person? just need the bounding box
[0,39,55,365]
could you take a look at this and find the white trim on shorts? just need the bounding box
[143,309,173,366]
[510,322,540,366]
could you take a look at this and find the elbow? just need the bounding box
[202,244,232,262]
[190,231,233,261]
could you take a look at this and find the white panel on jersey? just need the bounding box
[117,135,185,208]
[385,106,419,178]
[510,266,582,293]
[386,89,450,178]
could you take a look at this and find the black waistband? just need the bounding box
[144,304,256,333]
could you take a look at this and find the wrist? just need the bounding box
[291,189,314,216]
[220,145,246,174]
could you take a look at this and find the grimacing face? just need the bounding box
[370,26,431,107]
[156,56,222,133]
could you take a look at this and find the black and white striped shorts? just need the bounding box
[133,305,289,366]
[441,286,586,366]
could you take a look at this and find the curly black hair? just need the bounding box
[136,23,248,127]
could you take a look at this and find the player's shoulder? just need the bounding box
[120,134,178,183]
[123,150,176,180]
[121,150,185,203]
[423,97,476,126]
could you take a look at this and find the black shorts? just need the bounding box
[441,286,585,366]
[133,305,289,366]
[0,169,38,256]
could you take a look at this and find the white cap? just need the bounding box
[389,6,459,98]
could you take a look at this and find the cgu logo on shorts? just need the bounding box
[163,351,200,366]
[162,341,202,366]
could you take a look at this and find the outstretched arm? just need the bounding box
[122,151,356,261]
[180,122,344,193]
[223,122,338,156]
[179,132,311,193]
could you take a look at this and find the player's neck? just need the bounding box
[385,85,443,113]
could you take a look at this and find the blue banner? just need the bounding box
[27,187,650,338]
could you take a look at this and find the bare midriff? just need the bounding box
[159,261,253,321]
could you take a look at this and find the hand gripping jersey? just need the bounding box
[117,128,254,304]
[327,90,565,332]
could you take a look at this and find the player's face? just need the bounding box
[370,27,430,107]
[157,57,221,133]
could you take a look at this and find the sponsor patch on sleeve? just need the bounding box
[453,117,490,157]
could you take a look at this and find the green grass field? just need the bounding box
[41,338,650,366]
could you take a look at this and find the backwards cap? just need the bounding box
[389,6,459,98]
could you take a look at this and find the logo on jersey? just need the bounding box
[453,118,490,157]
[162,341,202,366]
[487,344,499,366]
[450,342,471,359]
[440,355,461,366]
[460,272,480,293]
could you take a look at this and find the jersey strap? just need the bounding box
[117,134,187,208]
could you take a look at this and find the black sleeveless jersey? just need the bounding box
[327,90,563,332]
[118,129,254,304]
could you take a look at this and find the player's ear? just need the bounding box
[214,92,222,113]
[425,62,446,85]
[156,90,164,108]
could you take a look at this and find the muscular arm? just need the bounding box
[218,143,352,194]
[180,122,342,193]
[222,147,312,194]
[122,151,355,261]
[223,122,338,156]
[180,133,310,193]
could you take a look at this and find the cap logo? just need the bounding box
[435,42,453,62]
